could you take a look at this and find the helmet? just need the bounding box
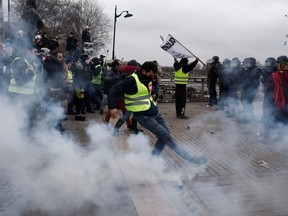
[222,58,231,67]
[244,57,256,69]
[276,55,288,63]
[230,57,240,68]
[265,57,276,67]
[212,56,219,63]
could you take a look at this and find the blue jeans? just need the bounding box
[133,111,194,161]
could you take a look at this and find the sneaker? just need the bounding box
[113,128,121,136]
[177,114,189,119]
[188,156,208,165]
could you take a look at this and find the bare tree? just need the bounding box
[10,0,112,56]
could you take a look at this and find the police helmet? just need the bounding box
[230,57,241,68]
[276,55,288,63]
[246,57,256,68]
[212,56,220,63]
[265,57,276,67]
[222,58,231,66]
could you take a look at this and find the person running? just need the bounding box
[108,61,207,165]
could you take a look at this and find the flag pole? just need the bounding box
[169,34,207,67]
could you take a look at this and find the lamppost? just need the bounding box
[0,0,3,41]
[112,5,133,60]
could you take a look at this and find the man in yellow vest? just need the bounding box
[108,61,207,165]
[7,48,38,131]
[173,57,199,119]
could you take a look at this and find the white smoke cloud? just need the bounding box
[0,93,199,215]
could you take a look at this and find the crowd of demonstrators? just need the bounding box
[108,61,208,165]
[205,55,288,143]
[173,57,199,119]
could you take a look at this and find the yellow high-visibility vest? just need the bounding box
[174,67,188,84]
[8,57,36,95]
[124,73,154,112]
[91,64,102,85]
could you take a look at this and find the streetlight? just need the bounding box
[112,5,133,60]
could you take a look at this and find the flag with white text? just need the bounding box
[160,34,195,59]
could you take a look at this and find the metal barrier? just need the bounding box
[158,77,209,103]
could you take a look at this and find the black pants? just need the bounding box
[208,81,218,106]
[175,84,187,116]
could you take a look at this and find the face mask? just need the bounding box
[138,72,153,85]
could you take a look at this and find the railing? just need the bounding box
[158,77,209,103]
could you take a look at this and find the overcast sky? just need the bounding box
[97,0,288,66]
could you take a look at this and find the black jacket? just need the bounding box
[43,55,65,90]
[66,36,78,51]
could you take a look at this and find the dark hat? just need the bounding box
[212,56,220,63]
[127,59,138,66]
[90,57,100,66]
